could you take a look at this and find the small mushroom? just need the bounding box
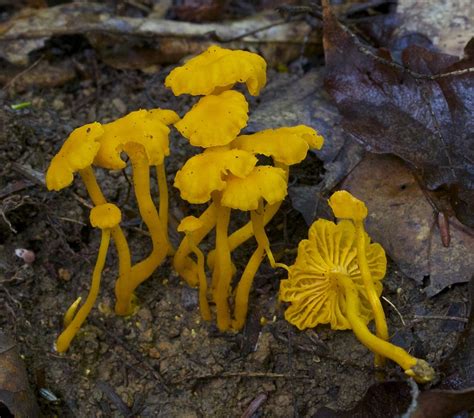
[328,190,388,366]
[165,45,267,96]
[280,209,434,382]
[115,142,170,315]
[220,165,289,330]
[46,123,132,315]
[55,203,122,352]
[173,147,257,330]
[177,216,211,321]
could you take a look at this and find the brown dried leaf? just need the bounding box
[342,154,474,296]
[0,332,40,417]
[322,2,474,227]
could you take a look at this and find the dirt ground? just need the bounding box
[0,48,469,417]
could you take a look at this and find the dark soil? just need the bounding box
[0,51,468,417]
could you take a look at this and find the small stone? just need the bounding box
[112,98,127,114]
[52,98,64,110]
[58,268,71,281]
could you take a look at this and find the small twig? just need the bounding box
[3,55,44,91]
[413,315,468,323]
[382,296,406,326]
[241,393,268,418]
[56,216,87,226]
[172,371,312,384]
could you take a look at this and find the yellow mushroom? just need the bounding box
[174,90,249,147]
[279,218,434,382]
[206,126,325,263]
[174,147,257,330]
[46,123,132,319]
[94,108,179,254]
[56,203,122,352]
[165,45,267,96]
[328,190,388,366]
[220,166,289,330]
[115,142,169,315]
[178,216,211,321]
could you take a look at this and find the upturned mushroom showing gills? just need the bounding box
[280,194,435,383]
[56,203,122,352]
[328,190,388,367]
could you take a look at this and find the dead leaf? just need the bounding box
[396,0,473,57]
[314,278,474,417]
[341,154,474,296]
[0,332,40,417]
[322,1,474,228]
[0,2,320,67]
[171,0,228,22]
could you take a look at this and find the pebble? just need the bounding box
[112,98,127,114]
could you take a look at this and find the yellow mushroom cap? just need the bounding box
[149,108,180,125]
[328,190,368,221]
[90,203,122,229]
[94,109,177,169]
[174,148,257,204]
[46,122,104,191]
[279,219,386,331]
[177,216,204,233]
[175,90,249,147]
[165,45,267,96]
[221,166,287,211]
[231,126,324,165]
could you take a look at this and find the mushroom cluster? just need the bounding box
[46,107,179,331]
[167,45,324,331]
[279,190,435,383]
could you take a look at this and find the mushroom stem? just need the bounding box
[251,201,288,271]
[115,143,169,315]
[173,203,217,286]
[156,163,174,256]
[232,245,266,330]
[187,233,211,321]
[207,202,281,270]
[336,273,435,383]
[78,167,132,314]
[354,220,389,367]
[56,229,111,353]
[212,194,233,331]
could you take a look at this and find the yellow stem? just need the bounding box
[173,204,217,287]
[354,220,389,367]
[63,296,81,327]
[208,202,282,270]
[251,201,288,271]
[78,167,132,316]
[56,229,111,352]
[156,163,174,256]
[337,273,435,383]
[232,245,265,330]
[188,234,211,321]
[212,194,233,331]
[116,143,168,315]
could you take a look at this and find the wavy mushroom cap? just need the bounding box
[328,190,368,221]
[177,216,204,233]
[174,148,257,204]
[46,122,104,191]
[231,126,324,165]
[279,219,386,331]
[165,45,267,96]
[221,166,287,211]
[90,203,122,229]
[94,109,178,169]
[175,90,249,147]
